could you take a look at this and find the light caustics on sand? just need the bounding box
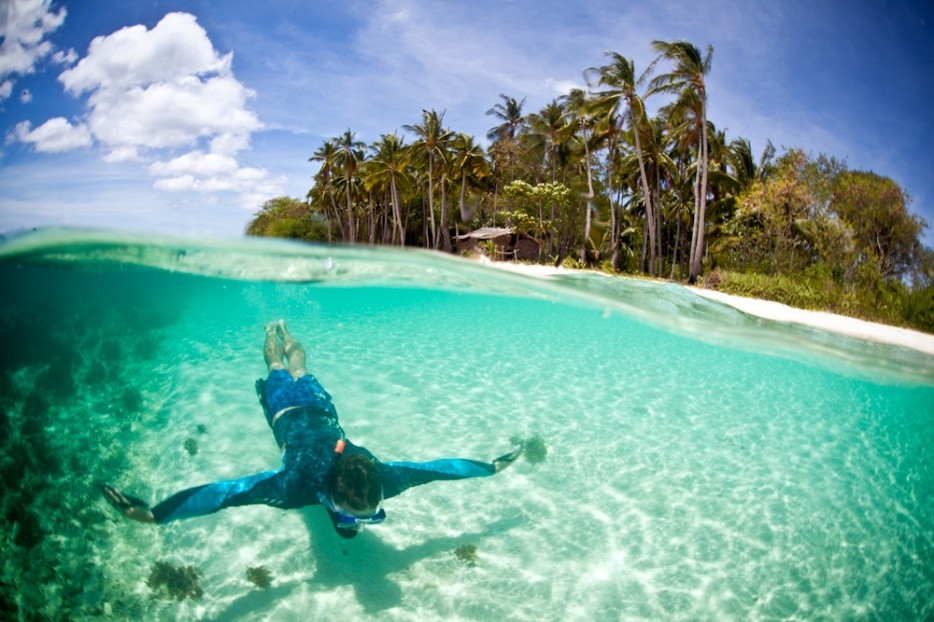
[1,228,932,621]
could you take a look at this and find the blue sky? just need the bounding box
[1,0,933,245]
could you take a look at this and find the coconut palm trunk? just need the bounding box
[390,173,404,246]
[689,102,709,283]
[648,39,713,284]
[633,126,657,275]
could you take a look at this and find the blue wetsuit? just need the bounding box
[150,370,496,524]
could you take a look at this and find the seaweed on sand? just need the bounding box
[147,561,204,601]
[119,387,143,413]
[99,339,121,363]
[183,438,198,456]
[246,566,273,589]
[0,407,9,446]
[84,360,108,386]
[509,433,548,464]
[453,544,478,566]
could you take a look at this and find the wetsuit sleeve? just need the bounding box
[378,459,495,500]
[151,470,284,523]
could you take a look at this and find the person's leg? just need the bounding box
[277,320,308,379]
[264,321,287,372]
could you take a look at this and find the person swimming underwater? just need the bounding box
[101,320,521,538]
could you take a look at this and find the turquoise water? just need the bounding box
[1,229,932,621]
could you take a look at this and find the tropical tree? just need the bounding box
[649,40,714,284]
[364,132,411,246]
[832,170,926,281]
[525,99,573,182]
[246,196,329,241]
[562,88,599,263]
[486,94,527,141]
[623,114,675,274]
[587,52,659,274]
[308,139,343,240]
[333,129,366,242]
[728,138,776,193]
[405,109,454,250]
[450,132,489,225]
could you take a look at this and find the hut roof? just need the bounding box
[455,227,513,240]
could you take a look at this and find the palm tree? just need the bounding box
[525,99,574,182]
[649,40,714,284]
[365,133,411,246]
[333,129,366,242]
[587,52,659,274]
[450,133,489,225]
[589,106,627,271]
[728,137,776,192]
[562,88,599,263]
[405,109,453,250]
[525,99,576,256]
[486,94,527,142]
[308,139,343,242]
[622,114,675,274]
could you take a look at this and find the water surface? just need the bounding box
[1,229,932,620]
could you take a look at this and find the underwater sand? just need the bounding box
[1,229,932,621]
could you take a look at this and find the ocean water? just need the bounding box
[1,228,932,621]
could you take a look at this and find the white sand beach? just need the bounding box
[486,260,934,357]
[690,287,934,356]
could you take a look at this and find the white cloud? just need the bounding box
[543,78,585,96]
[11,11,275,208]
[0,0,68,99]
[150,151,239,178]
[58,12,230,95]
[50,47,77,66]
[12,117,91,152]
[153,175,195,192]
[150,151,278,195]
[55,12,261,159]
[85,74,259,154]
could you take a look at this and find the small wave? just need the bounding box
[2,227,932,386]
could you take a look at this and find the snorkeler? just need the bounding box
[101,320,521,538]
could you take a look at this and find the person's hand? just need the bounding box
[492,446,523,473]
[99,483,156,523]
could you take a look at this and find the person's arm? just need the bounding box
[379,446,521,499]
[100,470,283,524]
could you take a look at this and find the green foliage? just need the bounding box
[902,285,934,333]
[712,271,830,310]
[293,55,932,332]
[246,196,331,242]
[707,150,932,332]
[831,170,926,281]
[499,180,576,253]
[713,269,934,333]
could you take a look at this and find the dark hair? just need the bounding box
[327,453,382,512]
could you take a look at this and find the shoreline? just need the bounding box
[485,260,934,357]
[689,287,934,356]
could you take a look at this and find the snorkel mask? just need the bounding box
[318,492,386,529]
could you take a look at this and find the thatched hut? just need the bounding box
[456,227,541,261]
